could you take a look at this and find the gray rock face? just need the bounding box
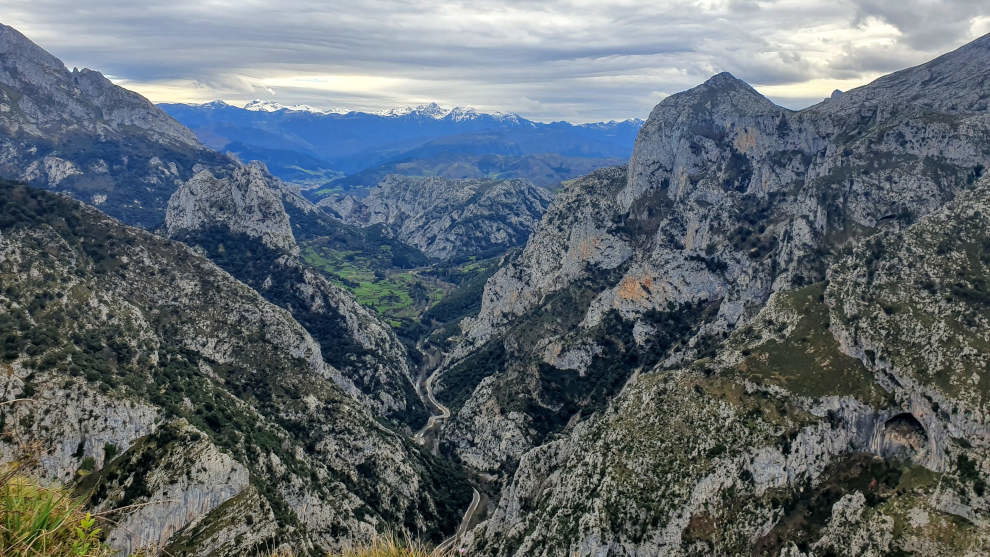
[0,373,159,482]
[0,185,468,554]
[437,33,990,474]
[0,22,229,228]
[96,422,251,555]
[166,161,298,253]
[457,166,632,353]
[825,177,990,467]
[463,179,990,555]
[0,24,198,146]
[321,175,552,259]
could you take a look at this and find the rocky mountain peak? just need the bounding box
[624,71,783,208]
[0,22,200,148]
[661,70,780,114]
[703,71,750,90]
[0,22,228,227]
[165,161,299,253]
[0,23,65,72]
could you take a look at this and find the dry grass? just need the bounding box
[336,533,452,557]
[333,534,453,557]
[260,532,454,557]
[0,463,113,557]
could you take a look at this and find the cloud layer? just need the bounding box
[4,1,988,121]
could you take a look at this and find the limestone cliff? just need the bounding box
[321,175,552,259]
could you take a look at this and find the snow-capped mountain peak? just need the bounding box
[242,99,350,114]
[418,102,449,118]
[375,102,523,123]
[376,103,449,118]
[199,99,233,109]
[445,106,479,121]
[243,99,286,112]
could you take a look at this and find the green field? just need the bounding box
[302,244,447,325]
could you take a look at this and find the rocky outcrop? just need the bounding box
[162,484,279,556]
[0,183,470,554]
[0,22,230,228]
[320,175,552,259]
[94,422,251,555]
[166,162,298,253]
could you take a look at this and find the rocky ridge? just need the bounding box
[0,22,230,228]
[331,152,625,190]
[321,174,552,260]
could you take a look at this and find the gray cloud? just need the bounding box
[852,0,985,50]
[3,0,987,121]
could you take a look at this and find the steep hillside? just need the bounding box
[0,183,471,555]
[461,175,990,556]
[0,22,431,428]
[0,23,231,228]
[321,175,552,260]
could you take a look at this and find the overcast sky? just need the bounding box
[4,1,989,122]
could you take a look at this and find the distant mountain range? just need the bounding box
[159,99,643,187]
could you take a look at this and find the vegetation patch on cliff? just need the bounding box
[732,283,890,407]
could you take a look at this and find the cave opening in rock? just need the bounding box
[881,412,928,459]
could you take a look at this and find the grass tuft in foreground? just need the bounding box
[264,532,453,557]
[0,465,112,557]
[335,532,452,557]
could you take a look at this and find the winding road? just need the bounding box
[436,487,481,553]
[411,339,484,552]
[413,340,449,453]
